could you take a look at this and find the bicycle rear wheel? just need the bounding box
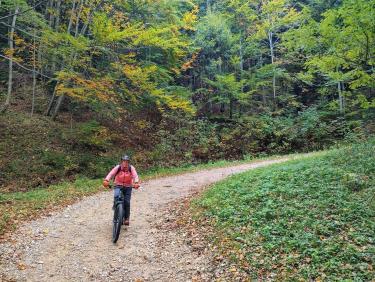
[112,203,124,243]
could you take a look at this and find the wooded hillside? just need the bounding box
[0,0,374,191]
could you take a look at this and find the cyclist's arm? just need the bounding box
[131,166,139,183]
[105,165,120,181]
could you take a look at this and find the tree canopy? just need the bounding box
[0,0,374,161]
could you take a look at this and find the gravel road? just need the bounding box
[0,158,290,281]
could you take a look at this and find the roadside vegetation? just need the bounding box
[192,140,375,280]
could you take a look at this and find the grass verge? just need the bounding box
[192,140,374,280]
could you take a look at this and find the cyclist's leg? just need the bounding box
[113,186,121,210]
[123,187,133,220]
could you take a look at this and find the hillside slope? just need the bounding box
[193,140,375,280]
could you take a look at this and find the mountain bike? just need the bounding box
[111,185,129,243]
[111,185,141,243]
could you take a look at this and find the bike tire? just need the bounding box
[112,203,124,243]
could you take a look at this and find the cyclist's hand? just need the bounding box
[133,183,140,189]
[103,179,109,188]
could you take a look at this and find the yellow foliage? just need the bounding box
[55,71,116,103]
[122,64,195,114]
[14,34,26,47]
[182,5,199,31]
[3,48,14,58]
[3,48,23,64]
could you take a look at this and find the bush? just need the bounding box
[65,120,112,151]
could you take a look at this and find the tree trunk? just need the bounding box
[80,0,96,36]
[67,0,77,34]
[268,31,276,100]
[239,36,244,74]
[1,7,19,113]
[48,0,77,118]
[239,35,244,111]
[46,84,57,116]
[48,0,54,27]
[342,83,346,112]
[54,0,61,29]
[229,98,233,119]
[31,26,37,116]
[44,0,51,21]
[338,81,344,114]
[74,0,84,37]
[51,94,64,120]
[259,55,267,107]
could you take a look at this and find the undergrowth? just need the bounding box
[193,140,375,280]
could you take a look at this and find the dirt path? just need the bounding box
[0,158,290,281]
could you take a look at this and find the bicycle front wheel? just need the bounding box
[112,203,124,243]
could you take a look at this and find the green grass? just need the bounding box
[0,178,102,236]
[193,140,375,280]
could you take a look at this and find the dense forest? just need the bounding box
[0,0,374,190]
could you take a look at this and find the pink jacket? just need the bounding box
[105,164,139,186]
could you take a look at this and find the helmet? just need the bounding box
[121,155,130,161]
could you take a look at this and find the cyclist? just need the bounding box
[103,155,140,226]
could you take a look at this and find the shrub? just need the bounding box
[65,120,112,151]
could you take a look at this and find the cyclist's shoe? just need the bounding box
[123,219,130,226]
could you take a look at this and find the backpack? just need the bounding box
[114,164,132,177]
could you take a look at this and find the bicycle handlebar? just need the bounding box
[107,184,143,190]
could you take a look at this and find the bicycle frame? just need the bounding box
[112,186,131,243]
[113,186,131,218]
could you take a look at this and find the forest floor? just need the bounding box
[0,156,301,282]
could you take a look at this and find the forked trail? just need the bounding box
[0,158,291,281]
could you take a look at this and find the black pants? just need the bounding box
[114,186,132,219]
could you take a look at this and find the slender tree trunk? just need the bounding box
[1,7,19,113]
[51,94,64,120]
[336,66,344,114]
[268,31,276,100]
[54,0,61,29]
[67,0,77,34]
[74,0,84,37]
[45,0,51,21]
[341,83,346,112]
[229,98,233,119]
[31,25,37,116]
[239,36,244,75]
[46,84,57,116]
[48,0,77,117]
[338,81,344,114]
[80,18,90,36]
[258,55,267,107]
[80,0,96,36]
[48,0,54,27]
[239,35,244,114]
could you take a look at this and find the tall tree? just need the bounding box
[1,6,19,113]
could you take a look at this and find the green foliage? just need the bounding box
[193,140,375,280]
[283,0,375,114]
[64,120,112,151]
[1,0,374,196]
